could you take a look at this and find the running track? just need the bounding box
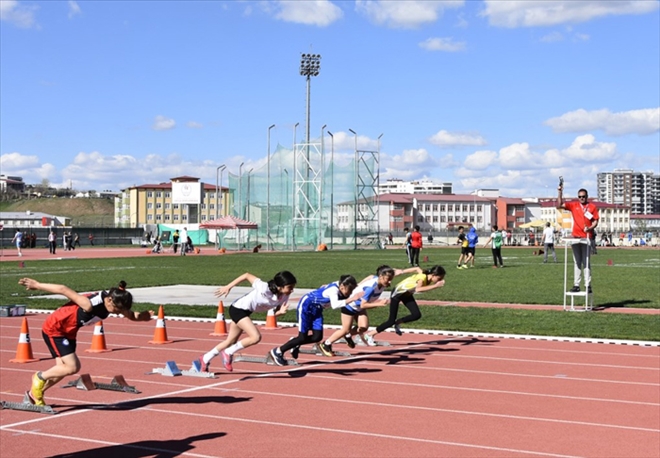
[1,314,659,457]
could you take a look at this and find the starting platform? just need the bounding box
[150,360,216,378]
[298,343,351,357]
[1,392,57,415]
[62,374,140,394]
[234,352,299,366]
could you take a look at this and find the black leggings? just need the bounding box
[279,330,323,353]
[491,247,503,266]
[375,292,421,333]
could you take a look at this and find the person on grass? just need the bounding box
[366,265,446,339]
[200,271,297,372]
[482,225,504,268]
[325,265,422,348]
[270,275,360,365]
[456,226,469,269]
[20,278,153,406]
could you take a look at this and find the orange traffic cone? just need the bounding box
[210,301,227,336]
[264,309,280,330]
[149,305,172,344]
[85,321,112,353]
[9,317,38,363]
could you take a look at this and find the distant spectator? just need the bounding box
[88,233,95,246]
[73,233,81,248]
[11,229,23,257]
[48,230,57,255]
[253,244,262,253]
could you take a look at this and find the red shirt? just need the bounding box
[42,292,110,339]
[410,231,423,249]
[564,201,599,239]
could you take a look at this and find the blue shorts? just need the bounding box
[297,295,324,333]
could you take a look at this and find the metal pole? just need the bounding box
[284,168,289,250]
[247,168,253,246]
[328,131,334,249]
[267,124,275,251]
[292,122,299,251]
[238,162,244,218]
[349,129,357,250]
[320,124,326,246]
[215,164,225,250]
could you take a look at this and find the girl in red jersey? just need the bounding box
[18,277,153,406]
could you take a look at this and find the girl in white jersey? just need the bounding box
[366,265,446,338]
[199,271,296,372]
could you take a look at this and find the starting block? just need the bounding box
[234,353,299,366]
[62,374,140,394]
[1,392,56,415]
[299,343,351,357]
[151,360,216,378]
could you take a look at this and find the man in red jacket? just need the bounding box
[558,186,599,293]
[410,225,423,267]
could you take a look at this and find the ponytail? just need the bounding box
[108,280,133,310]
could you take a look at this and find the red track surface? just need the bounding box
[1,314,659,458]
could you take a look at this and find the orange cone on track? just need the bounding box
[149,305,172,344]
[9,317,38,363]
[210,301,228,336]
[264,309,280,330]
[85,321,112,353]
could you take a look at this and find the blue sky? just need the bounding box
[1,0,659,198]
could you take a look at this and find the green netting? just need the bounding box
[219,141,376,251]
[157,224,208,245]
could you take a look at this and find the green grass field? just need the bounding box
[1,246,658,341]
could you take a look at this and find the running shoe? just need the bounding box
[587,286,593,294]
[364,334,377,347]
[31,372,46,405]
[394,324,403,336]
[197,355,210,372]
[26,390,45,407]
[570,286,580,293]
[344,335,355,349]
[220,350,233,372]
[269,348,286,366]
[318,342,334,357]
[291,346,300,359]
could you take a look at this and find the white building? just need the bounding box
[377,179,452,195]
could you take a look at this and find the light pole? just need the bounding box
[246,168,254,221]
[349,128,358,250]
[215,165,226,220]
[284,168,291,250]
[327,131,334,249]
[320,124,326,246]
[237,162,244,218]
[300,54,321,243]
[267,124,275,251]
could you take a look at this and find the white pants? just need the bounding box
[571,242,591,287]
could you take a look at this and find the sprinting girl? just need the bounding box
[366,265,446,338]
[270,275,360,365]
[323,265,421,350]
[200,271,297,372]
[19,278,153,406]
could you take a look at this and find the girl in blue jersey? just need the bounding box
[321,265,420,351]
[366,265,446,339]
[269,275,359,365]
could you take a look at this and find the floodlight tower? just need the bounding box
[299,53,321,149]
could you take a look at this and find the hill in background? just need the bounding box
[0,198,115,227]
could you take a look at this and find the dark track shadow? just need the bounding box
[53,395,251,413]
[417,337,501,346]
[45,431,226,458]
[593,299,651,311]
[241,367,383,380]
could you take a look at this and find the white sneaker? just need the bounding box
[364,334,377,347]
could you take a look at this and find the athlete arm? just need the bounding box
[394,267,422,277]
[359,298,389,309]
[18,278,93,311]
[214,273,258,298]
[415,279,445,293]
[274,302,289,316]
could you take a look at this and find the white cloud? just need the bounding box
[419,37,466,52]
[481,0,660,28]
[0,152,58,183]
[270,0,343,27]
[356,0,464,29]
[0,0,38,28]
[68,1,81,19]
[463,150,498,170]
[152,115,176,131]
[545,107,660,136]
[540,31,564,42]
[186,121,203,129]
[429,130,487,147]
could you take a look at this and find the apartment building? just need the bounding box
[597,169,659,215]
[114,176,229,228]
